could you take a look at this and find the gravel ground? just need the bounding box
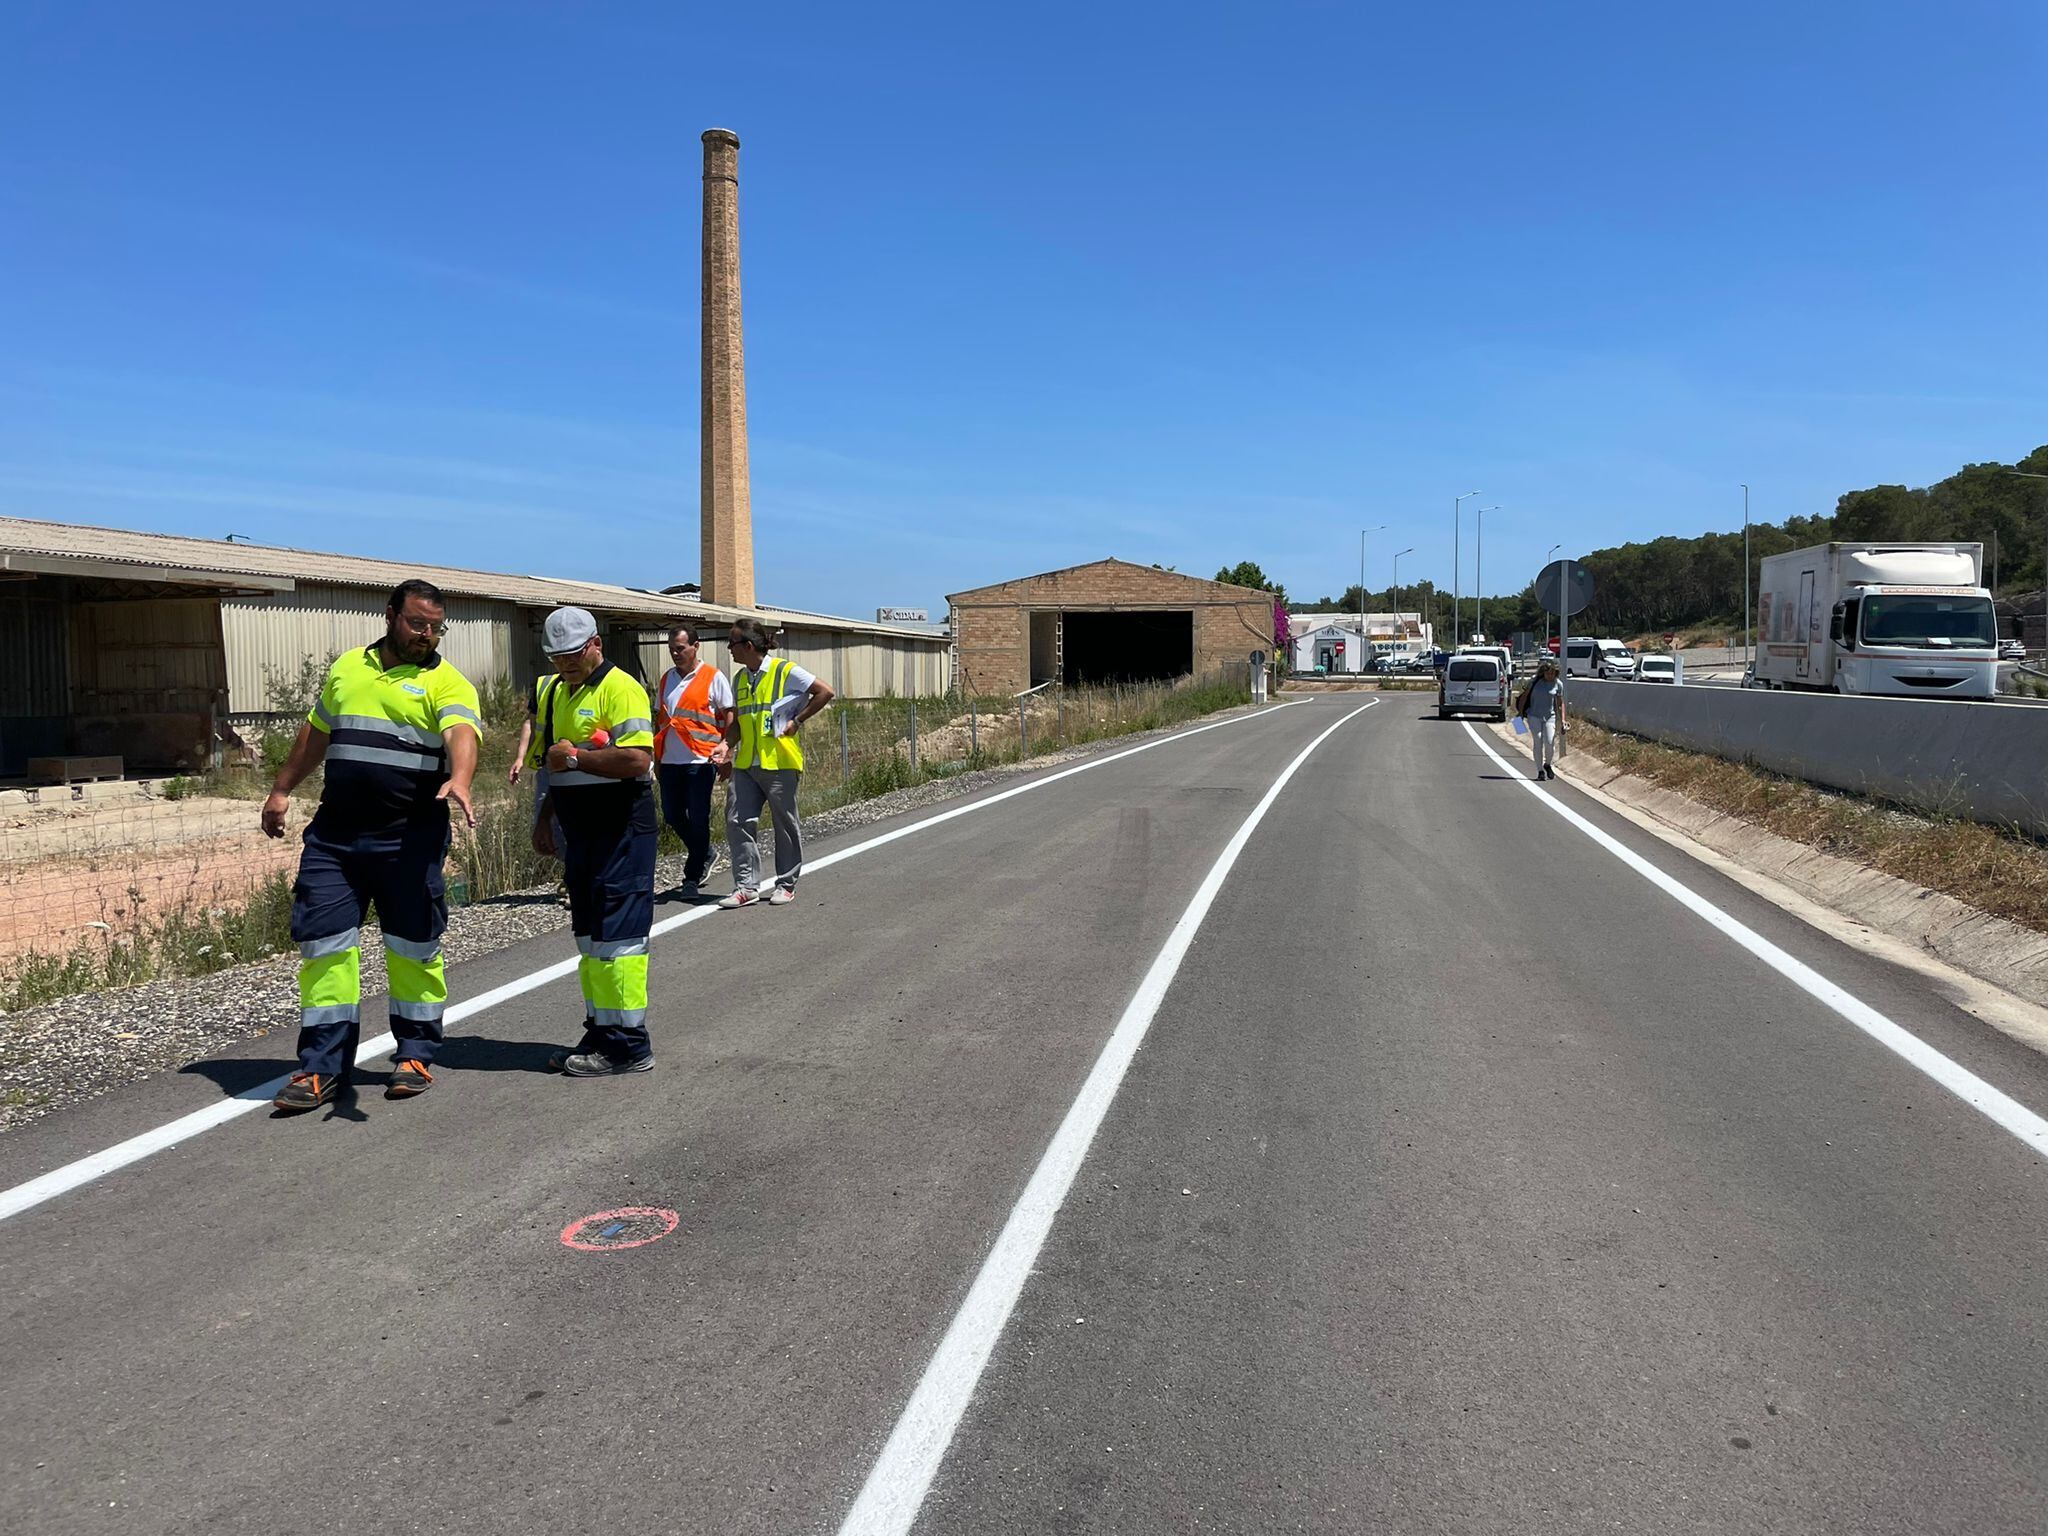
[0,709,1259,1134]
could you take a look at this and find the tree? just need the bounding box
[1215,561,1286,605]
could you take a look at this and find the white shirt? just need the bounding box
[657,664,736,764]
[741,661,816,740]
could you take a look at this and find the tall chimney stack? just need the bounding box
[700,127,755,610]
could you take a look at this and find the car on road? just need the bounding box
[1637,655,1678,684]
[1439,655,1508,720]
[2000,639,2027,660]
[1459,643,1514,681]
[1564,637,1637,680]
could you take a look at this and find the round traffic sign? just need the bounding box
[1535,559,1594,618]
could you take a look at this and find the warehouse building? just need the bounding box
[948,559,1275,695]
[0,515,951,778]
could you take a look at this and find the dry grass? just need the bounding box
[1567,721,2048,934]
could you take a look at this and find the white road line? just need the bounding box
[0,699,1319,1226]
[1462,722,2048,1156]
[835,698,1379,1536]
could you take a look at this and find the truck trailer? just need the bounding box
[1754,542,1997,699]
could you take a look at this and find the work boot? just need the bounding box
[557,1051,655,1078]
[385,1060,433,1099]
[273,1072,339,1113]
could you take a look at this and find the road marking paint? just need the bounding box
[835,699,1378,1536]
[0,699,1322,1225]
[1461,721,2048,1156]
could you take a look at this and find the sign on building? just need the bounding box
[876,607,929,624]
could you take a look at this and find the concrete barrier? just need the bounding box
[1566,681,2048,837]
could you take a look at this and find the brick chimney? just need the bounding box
[700,127,755,610]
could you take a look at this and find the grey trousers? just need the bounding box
[1528,716,1558,774]
[728,766,803,892]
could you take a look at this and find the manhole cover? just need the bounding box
[560,1206,680,1252]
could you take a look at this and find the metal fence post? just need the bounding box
[970,696,978,756]
[1057,686,1065,742]
[839,709,851,782]
[1018,695,1028,756]
[908,698,919,775]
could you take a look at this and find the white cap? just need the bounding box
[542,607,598,655]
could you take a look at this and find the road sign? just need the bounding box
[1535,559,1594,618]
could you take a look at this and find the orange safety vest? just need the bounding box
[654,665,725,760]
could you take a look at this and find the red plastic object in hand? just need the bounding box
[588,727,611,747]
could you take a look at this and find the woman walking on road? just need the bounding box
[1517,660,1565,781]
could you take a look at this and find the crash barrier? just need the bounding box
[1567,680,2048,839]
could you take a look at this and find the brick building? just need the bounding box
[948,559,1276,695]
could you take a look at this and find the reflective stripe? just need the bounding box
[325,743,444,773]
[299,1003,360,1027]
[334,714,443,748]
[675,708,719,725]
[382,933,442,962]
[311,700,337,730]
[299,928,360,959]
[593,1007,649,1029]
[613,717,653,738]
[390,998,445,1022]
[576,934,594,955]
[547,767,612,788]
[436,703,482,727]
[586,937,649,960]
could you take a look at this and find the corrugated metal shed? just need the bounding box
[223,587,514,711]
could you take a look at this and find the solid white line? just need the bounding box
[0,699,1320,1226]
[835,699,1379,1536]
[1461,722,2048,1156]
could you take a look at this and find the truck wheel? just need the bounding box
[1437,707,1450,719]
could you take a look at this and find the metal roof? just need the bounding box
[0,515,944,644]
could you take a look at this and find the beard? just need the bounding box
[388,623,437,662]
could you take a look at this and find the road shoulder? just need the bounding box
[1485,719,2048,1058]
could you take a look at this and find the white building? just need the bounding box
[1290,612,1433,673]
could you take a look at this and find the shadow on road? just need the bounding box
[435,1034,562,1075]
[179,1055,295,1098]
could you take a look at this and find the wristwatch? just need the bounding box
[564,748,580,771]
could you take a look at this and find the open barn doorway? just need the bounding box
[1059,609,1194,686]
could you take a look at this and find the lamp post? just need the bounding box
[2001,471,2048,655]
[1454,490,1479,645]
[1359,524,1385,672]
[1545,542,1561,650]
[1475,506,1500,641]
[1393,547,1415,657]
[1741,483,1751,673]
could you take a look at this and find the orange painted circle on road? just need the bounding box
[560,1207,680,1251]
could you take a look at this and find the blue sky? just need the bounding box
[2,0,2042,617]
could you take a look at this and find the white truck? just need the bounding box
[1754,542,1997,699]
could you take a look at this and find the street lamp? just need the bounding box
[1393,547,1415,656]
[1545,542,1561,650]
[1453,490,1480,645]
[1359,524,1386,671]
[2000,470,2048,655]
[1475,506,1500,641]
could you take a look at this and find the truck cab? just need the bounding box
[1829,587,1998,696]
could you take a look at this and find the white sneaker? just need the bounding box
[765,886,795,906]
[718,888,759,910]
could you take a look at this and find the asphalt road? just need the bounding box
[3,697,2045,1535]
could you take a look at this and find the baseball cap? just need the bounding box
[543,607,598,656]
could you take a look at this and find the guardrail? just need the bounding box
[1567,680,2048,838]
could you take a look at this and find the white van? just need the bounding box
[1563,637,1637,680]
[1439,654,1507,720]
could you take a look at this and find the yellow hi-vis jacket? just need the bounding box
[733,658,804,772]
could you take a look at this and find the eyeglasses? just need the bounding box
[396,614,449,637]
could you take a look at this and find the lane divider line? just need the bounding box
[1460,721,2048,1156]
[835,698,1379,1536]
[0,699,1320,1226]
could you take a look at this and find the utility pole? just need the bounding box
[1393,547,1415,658]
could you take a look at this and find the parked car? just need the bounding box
[1637,655,1678,684]
[1439,655,1508,720]
[2000,639,2027,660]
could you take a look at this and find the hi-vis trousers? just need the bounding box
[557,785,658,1064]
[289,815,450,1081]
